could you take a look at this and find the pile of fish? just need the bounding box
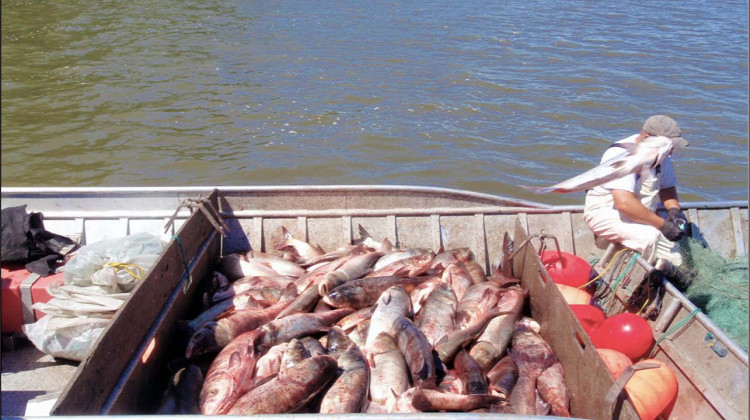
[158,227,571,416]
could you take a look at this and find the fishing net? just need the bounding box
[679,237,749,352]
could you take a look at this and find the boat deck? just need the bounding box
[1,338,78,416]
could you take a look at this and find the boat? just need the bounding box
[1,185,747,418]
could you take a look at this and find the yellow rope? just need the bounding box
[603,252,641,310]
[104,262,146,280]
[638,297,651,315]
[578,248,629,289]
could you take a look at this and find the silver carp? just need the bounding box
[393,315,436,387]
[411,387,503,412]
[323,275,431,310]
[257,307,355,351]
[319,345,369,413]
[456,282,504,330]
[454,349,488,395]
[274,226,326,264]
[469,284,526,372]
[414,282,457,346]
[367,252,435,278]
[508,319,557,415]
[367,332,410,407]
[434,306,511,364]
[318,250,385,296]
[537,362,571,417]
[364,286,412,349]
[279,338,310,375]
[199,329,263,415]
[441,262,474,301]
[487,354,518,398]
[374,248,429,272]
[522,135,674,194]
[185,285,297,359]
[226,354,338,414]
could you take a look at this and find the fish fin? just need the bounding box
[520,185,557,194]
[228,351,242,369]
[215,306,236,320]
[358,224,370,240]
[281,283,298,300]
[383,291,392,305]
[393,266,411,278]
[440,225,448,248]
[282,226,292,239]
[608,160,629,170]
[616,142,637,154]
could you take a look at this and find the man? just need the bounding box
[583,115,690,268]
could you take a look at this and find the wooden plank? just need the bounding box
[513,220,639,420]
[472,214,487,272]
[52,191,220,415]
[731,207,746,257]
[341,216,352,245]
[483,214,519,273]
[394,216,432,251]
[107,230,220,413]
[252,217,263,252]
[431,214,441,251]
[694,208,734,258]
[386,215,397,248]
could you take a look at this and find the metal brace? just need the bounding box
[164,196,229,237]
[505,231,563,262]
[604,362,660,419]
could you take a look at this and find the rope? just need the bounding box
[649,308,702,358]
[172,235,193,293]
[103,262,145,280]
[603,252,640,310]
[579,248,629,289]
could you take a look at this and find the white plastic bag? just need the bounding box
[23,315,109,361]
[23,232,167,360]
[63,232,166,292]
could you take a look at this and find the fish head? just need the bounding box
[640,135,675,164]
[199,371,238,415]
[326,326,354,357]
[185,323,222,359]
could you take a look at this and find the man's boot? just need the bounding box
[655,258,691,292]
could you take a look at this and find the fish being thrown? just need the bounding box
[522,135,675,194]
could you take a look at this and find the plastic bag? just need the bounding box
[23,232,167,360]
[63,232,166,292]
[23,315,109,361]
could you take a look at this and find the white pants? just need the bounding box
[584,197,683,267]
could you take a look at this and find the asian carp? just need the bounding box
[522,135,674,194]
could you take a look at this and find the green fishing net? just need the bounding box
[679,237,749,352]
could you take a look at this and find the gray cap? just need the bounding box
[643,115,689,148]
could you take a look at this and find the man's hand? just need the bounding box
[660,218,685,242]
[666,207,682,223]
[666,207,692,238]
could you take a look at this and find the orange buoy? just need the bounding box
[625,359,679,420]
[556,283,592,305]
[597,348,633,379]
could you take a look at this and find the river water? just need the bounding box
[2,0,748,205]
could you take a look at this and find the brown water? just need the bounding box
[2,0,748,205]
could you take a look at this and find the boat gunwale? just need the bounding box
[2,185,746,216]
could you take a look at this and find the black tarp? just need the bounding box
[1,205,77,275]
